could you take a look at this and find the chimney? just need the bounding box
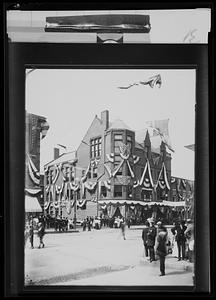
[101,110,109,130]
[54,147,60,160]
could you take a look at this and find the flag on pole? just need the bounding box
[118,74,162,89]
[146,119,174,152]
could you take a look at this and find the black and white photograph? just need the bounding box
[24,68,196,286]
[4,6,213,296]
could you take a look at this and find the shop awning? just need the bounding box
[25,195,42,213]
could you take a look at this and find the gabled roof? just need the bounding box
[135,128,164,154]
[108,119,132,131]
[45,151,77,168]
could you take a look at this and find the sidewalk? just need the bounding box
[140,255,194,272]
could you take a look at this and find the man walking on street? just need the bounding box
[156,226,168,276]
[146,218,157,262]
[142,220,150,258]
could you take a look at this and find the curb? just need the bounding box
[33,230,80,234]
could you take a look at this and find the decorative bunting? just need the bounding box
[126,160,135,178]
[156,162,170,190]
[112,159,124,177]
[45,185,50,193]
[25,188,41,196]
[100,204,107,210]
[55,182,64,196]
[104,180,111,190]
[181,179,187,189]
[27,154,40,185]
[133,155,140,165]
[84,181,97,192]
[53,200,60,208]
[69,182,80,192]
[106,153,114,163]
[133,180,140,188]
[44,200,50,210]
[171,177,176,184]
[104,163,112,178]
[81,163,90,183]
[91,196,97,203]
[139,159,154,190]
[77,199,87,209]
[52,165,60,184]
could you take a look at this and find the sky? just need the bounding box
[26,69,195,180]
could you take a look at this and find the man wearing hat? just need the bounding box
[155,226,168,276]
[185,219,194,262]
[157,221,167,235]
[171,220,187,261]
[146,218,157,262]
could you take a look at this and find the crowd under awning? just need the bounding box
[98,199,186,207]
[25,195,42,213]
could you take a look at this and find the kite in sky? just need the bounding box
[118,74,162,89]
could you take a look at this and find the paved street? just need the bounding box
[25,227,194,286]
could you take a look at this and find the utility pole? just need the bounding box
[74,190,77,230]
[96,172,105,217]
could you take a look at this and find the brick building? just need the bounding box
[43,110,194,224]
[25,111,49,212]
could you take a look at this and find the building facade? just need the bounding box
[25,111,49,212]
[43,110,194,224]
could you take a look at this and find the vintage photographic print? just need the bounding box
[24,68,196,286]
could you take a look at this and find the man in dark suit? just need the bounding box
[156,227,168,276]
[146,218,157,262]
[142,221,150,258]
[171,220,187,260]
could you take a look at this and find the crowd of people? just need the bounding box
[141,218,194,276]
[25,213,194,277]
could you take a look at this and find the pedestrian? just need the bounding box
[155,226,168,276]
[184,219,194,263]
[37,222,45,249]
[146,218,157,262]
[156,221,167,235]
[83,218,87,231]
[142,221,150,258]
[29,224,34,249]
[120,218,126,240]
[171,220,187,261]
[87,217,91,231]
[127,217,132,229]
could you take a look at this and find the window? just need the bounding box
[101,186,107,198]
[114,140,123,154]
[127,136,132,153]
[90,137,102,158]
[127,135,132,142]
[114,134,123,140]
[114,134,123,154]
[114,185,122,197]
[93,167,98,178]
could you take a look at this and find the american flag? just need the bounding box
[118,74,162,89]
